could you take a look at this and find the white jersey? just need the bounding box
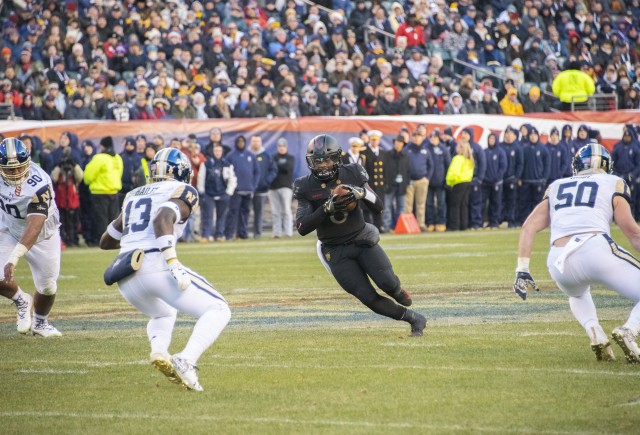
[0,163,60,242]
[119,180,199,253]
[546,172,630,244]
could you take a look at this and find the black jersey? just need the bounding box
[294,163,376,245]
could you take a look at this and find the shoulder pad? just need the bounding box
[614,178,632,204]
[171,183,199,210]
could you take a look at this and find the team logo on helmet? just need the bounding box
[0,137,31,187]
[149,148,193,184]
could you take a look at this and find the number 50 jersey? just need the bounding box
[0,163,60,243]
[546,172,631,244]
[118,180,199,253]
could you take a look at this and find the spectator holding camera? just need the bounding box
[51,148,84,247]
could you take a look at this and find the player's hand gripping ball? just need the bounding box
[331,184,358,212]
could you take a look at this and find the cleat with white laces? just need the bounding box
[171,356,203,391]
[31,318,62,337]
[14,293,33,334]
[150,353,181,385]
[612,327,640,364]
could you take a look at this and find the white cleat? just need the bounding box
[612,327,640,364]
[170,355,204,392]
[31,318,62,338]
[150,353,181,385]
[14,293,33,334]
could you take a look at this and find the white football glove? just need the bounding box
[169,260,191,291]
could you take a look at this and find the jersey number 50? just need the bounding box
[555,181,599,210]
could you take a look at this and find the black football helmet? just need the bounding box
[572,142,612,175]
[0,137,31,186]
[306,134,342,181]
[149,148,193,183]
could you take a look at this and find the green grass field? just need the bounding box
[2,228,640,434]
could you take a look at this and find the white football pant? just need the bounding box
[117,252,231,364]
[547,234,640,340]
[0,228,60,295]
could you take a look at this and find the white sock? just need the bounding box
[33,313,47,321]
[569,293,607,342]
[179,305,231,365]
[11,288,25,301]
[623,301,640,335]
[147,314,176,356]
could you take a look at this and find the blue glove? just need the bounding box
[513,271,539,300]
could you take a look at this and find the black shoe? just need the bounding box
[410,312,427,337]
[394,288,412,307]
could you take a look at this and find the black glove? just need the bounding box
[342,184,366,200]
[513,271,539,301]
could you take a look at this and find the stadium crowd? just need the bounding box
[0,0,640,120]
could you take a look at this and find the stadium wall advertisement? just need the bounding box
[1,111,637,179]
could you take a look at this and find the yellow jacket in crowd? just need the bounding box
[446,154,474,187]
[500,90,525,115]
[83,153,124,194]
[552,69,595,103]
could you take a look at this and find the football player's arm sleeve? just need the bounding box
[100,214,124,250]
[296,198,326,236]
[293,179,326,236]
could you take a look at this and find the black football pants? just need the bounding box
[322,242,406,320]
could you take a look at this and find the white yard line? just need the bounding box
[13,359,640,377]
[16,369,88,374]
[0,411,600,434]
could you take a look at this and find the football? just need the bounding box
[332,184,357,212]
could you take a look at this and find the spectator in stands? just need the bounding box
[443,92,468,114]
[446,138,474,232]
[518,126,550,225]
[546,127,571,186]
[481,133,507,229]
[198,143,237,243]
[612,125,640,219]
[552,61,596,110]
[118,136,141,205]
[64,93,94,119]
[225,135,259,241]
[130,93,155,120]
[106,86,131,121]
[500,125,523,228]
[500,88,525,114]
[522,86,549,113]
[51,147,83,248]
[83,136,123,241]
[426,130,451,233]
[249,135,277,239]
[482,91,503,114]
[269,138,295,239]
[20,93,42,120]
[404,129,433,233]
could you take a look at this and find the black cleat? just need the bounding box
[410,313,427,337]
[395,288,413,307]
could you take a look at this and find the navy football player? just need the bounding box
[515,143,640,363]
[100,148,231,391]
[0,137,62,337]
[294,134,427,337]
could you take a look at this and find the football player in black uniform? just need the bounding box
[293,134,427,337]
